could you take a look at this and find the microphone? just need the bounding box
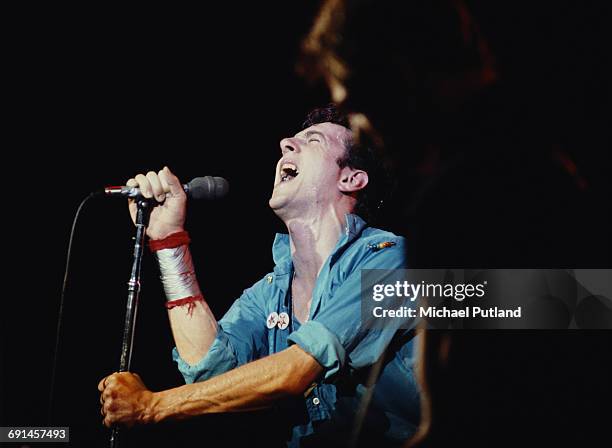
[103,176,229,200]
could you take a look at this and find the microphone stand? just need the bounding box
[110,198,152,448]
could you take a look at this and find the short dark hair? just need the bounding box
[302,104,393,223]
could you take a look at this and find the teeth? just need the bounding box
[281,162,298,172]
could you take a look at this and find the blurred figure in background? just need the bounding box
[298,0,610,446]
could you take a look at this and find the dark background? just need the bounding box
[2,1,610,447]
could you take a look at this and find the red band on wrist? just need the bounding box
[165,295,203,315]
[149,231,191,252]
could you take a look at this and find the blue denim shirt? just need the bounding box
[173,214,420,446]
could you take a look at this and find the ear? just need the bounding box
[338,167,369,193]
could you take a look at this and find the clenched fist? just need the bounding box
[98,372,156,428]
[126,166,187,240]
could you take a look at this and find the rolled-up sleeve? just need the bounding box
[286,320,346,377]
[172,327,237,384]
[173,277,270,383]
[288,238,414,380]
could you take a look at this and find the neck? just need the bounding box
[284,206,348,283]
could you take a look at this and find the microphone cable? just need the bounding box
[47,191,97,424]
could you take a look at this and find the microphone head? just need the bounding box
[187,176,229,200]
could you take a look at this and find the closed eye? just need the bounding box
[305,130,325,144]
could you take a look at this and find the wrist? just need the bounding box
[148,227,185,241]
[143,391,163,424]
[150,231,204,315]
[155,247,201,301]
[149,231,191,253]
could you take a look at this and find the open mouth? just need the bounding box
[280,162,299,182]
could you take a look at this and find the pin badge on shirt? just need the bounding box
[266,312,279,329]
[367,241,396,251]
[277,312,290,330]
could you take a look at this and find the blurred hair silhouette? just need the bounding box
[299,1,611,446]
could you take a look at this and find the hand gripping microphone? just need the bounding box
[103,176,229,200]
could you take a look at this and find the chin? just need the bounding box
[269,195,285,212]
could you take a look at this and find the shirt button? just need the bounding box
[312,397,320,405]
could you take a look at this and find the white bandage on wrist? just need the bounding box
[155,245,202,301]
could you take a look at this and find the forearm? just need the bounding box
[148,345,323,423]
[168,299,218,365]
[154,236,218,365]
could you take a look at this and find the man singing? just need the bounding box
[98,105,420,447]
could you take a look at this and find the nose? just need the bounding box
[280,137,300,155]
